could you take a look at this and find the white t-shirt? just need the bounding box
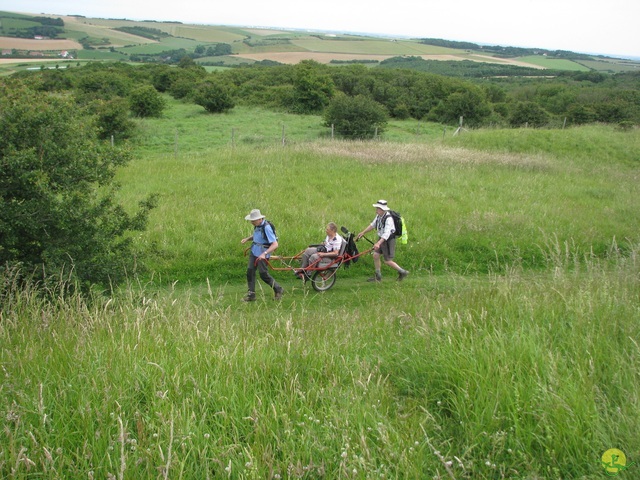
[323,233,344,252]
[370,214,395,240]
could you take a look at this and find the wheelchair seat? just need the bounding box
[317,238,347,268]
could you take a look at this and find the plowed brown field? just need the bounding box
[0,36,82,50]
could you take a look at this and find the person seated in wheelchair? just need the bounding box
[295,222,344,280]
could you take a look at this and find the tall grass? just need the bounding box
[2,102,639,478]
[1,244,638,478]
[116,119,639,285]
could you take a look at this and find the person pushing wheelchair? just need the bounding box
[355,200,409,282]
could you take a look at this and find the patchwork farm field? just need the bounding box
[4,9,634,71]
[0,36,81,50]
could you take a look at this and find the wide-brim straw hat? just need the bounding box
[372,200,390,211]
[245,209,266,221]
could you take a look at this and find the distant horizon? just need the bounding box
[3,8,639,61]
[0,0,637,59]
[202,23,639,61]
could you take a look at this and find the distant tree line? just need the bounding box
[379,56,550,77]
[418,38,595,61]
[330,59,380,65]
[129,43,232,63]
[243,37,292,47]
[9,25,63,39]
[11,58,640,132]
[0,14,64,38]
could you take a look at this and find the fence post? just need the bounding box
[331,124,334,139]
[562,117,567,129]
[282,124,285,146]
[174,129,178,159]
[111,135,114,147]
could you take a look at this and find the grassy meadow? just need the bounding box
[1,98,639,478]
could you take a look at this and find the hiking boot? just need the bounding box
[398,270,409,282]
[367,275,382,283]
[242,292,256,302]
[274,287,284,300]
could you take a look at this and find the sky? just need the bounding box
[2,0,638,58]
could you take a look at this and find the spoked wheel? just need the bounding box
[311,269,337,292]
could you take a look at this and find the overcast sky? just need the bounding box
[2,0,638,58]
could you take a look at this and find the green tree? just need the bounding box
[566,103,597,125]
[90,98,137,141]
[192,80,235,113]
[73,66,133,101]
[291,60,334,114]
[430,88,491,126]
[129,85,166,118]
[178,56,198,69]
[323,93,388,139]
[151,64,179,92]
[168,67,207,100]
[509,101,551,127]
[0,81,155,291]
[211,43,232,56]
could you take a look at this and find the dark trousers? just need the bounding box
[247,253,280,293]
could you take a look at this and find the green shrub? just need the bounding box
[323,93,388,139]
[0,81,155,290]
[129,85,166,118]
[192,80,235,113]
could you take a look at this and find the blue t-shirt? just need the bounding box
[251,220,277,257]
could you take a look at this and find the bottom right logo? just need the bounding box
[602,449,634,476]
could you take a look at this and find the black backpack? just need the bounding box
[343,233,359,268]
[386,211,403,238]
[256,220,277,246]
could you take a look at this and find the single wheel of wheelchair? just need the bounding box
[311,269,337,292]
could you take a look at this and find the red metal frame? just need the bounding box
[245,245,373,273]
